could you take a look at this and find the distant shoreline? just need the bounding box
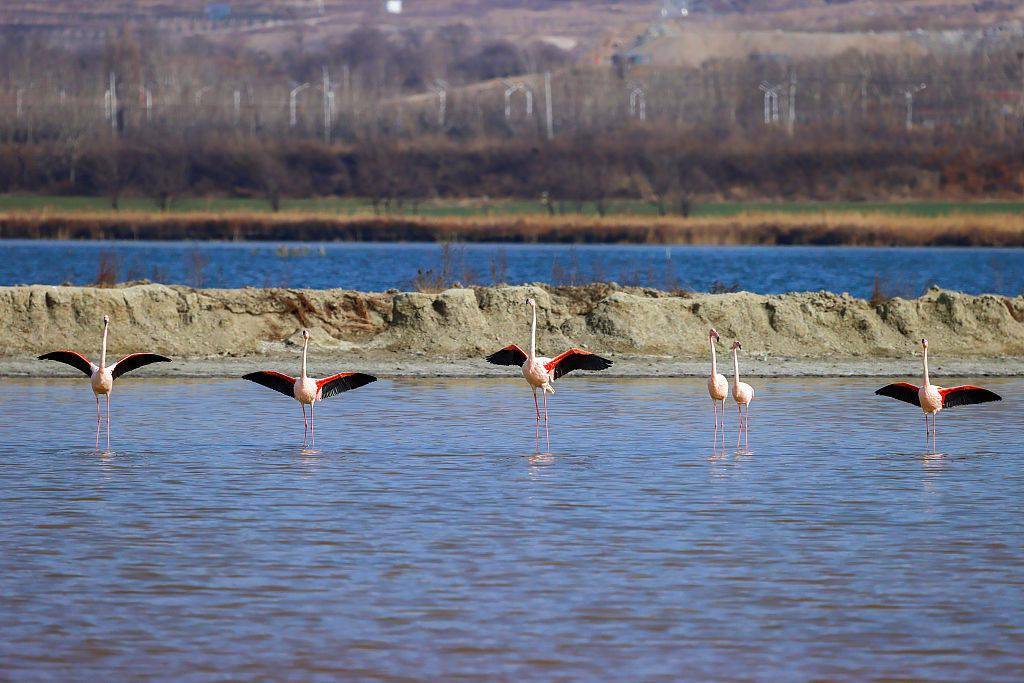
[3,210,1024,247]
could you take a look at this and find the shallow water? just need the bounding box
[3,240,1024,297]
[1,377,1022,679]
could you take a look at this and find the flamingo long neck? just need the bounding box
[301,337,308,379]
[732,348,741,384]
[100,323,108,369]
[922,345,930,386]
[529,304,537,360]
[710,336,718,376]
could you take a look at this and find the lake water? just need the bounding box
[2,240,1024,297]
[1,377,1021,679]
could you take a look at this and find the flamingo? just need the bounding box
[242,329,377,448]
[875,338,1001,451]
[730,340,754,449]
[485,297,613,446]
[38,314,171,450]
[708,328,729,440]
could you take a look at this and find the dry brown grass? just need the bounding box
[3,210,1024,247]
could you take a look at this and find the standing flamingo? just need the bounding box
[707,328,729,441]
[242,329,377,448]
[485,297,612,446]
[730,340,754,449]
[38,314,171,450]
[875,338,1001,452]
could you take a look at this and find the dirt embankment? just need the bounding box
[2,284,1024,377]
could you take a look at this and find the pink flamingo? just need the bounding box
[707,328,728,440]
[485,297,612,445]
[875,338,1001,451]
[243,329,377,448]
[38,314,171,450]
[730,340,754,449]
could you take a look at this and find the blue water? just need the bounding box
[1,377,1022,679]
[2,240,1023,296]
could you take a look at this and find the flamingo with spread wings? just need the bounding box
[242,329,377,448]
[875,338,1001,452]
[485,297,612,446]
[38,314,171,450]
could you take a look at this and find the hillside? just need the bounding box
[3,1,1018,56]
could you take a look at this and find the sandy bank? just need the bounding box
[2,284,1023,377]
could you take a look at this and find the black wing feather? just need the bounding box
[243,371,297,398]
[550,351,613,379]
[38,351,94,377]
[486,345,528,367]
[942,386,1002,408]
[875,383,921,407]
[319,373,377,400]
[111,353,171,379]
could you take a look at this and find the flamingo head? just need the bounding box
[731,340,742,351]
[102,314,110,326]
[302,329,310,340]
[526,297,536,308]
[921,338,928,349]
[709,328,720,342]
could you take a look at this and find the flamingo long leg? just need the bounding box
[544,393,551,449]
[743,404,750,449]
[95,394,101,450]
[532,389,541,446]
[310,402,316,448]
[105,394,111,451]
[736,404,743,449]
[302,403,308,447]
[932,414,937,453]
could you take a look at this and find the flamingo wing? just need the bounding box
[38,350,95,377]
[242,371,297,398]
[545,348,613,379]
[111,353,172,379]
[485,345,528,367]
[874,382,921,406]
[940,385,1002,408]
[317,372,378,399]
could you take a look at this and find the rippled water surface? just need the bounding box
[3,240,1024,296]
[1,377,1022,679]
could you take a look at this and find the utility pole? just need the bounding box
[628,83,646,121]
[903,83,926,131]
[322,66,332,143]
[108,71,117,135]
[544,71,554,140]
[1018,51,1024,127]
[431,79,448,127]
[787,69,796,137]
[290,82,311,128]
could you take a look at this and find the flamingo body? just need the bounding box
[523,357,554,392]
[92,367,113,395]
[708,374,728,401]
[919,384,943,415]
[295,376,319,404]
[733,381,754,406]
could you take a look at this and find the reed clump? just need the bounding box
[3,210,1024,247]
